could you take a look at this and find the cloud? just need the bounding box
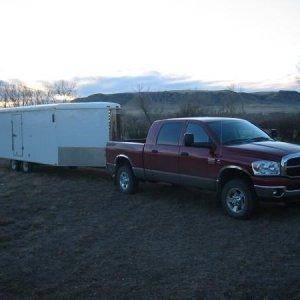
[75,73,212,96]
[75,72,300,96]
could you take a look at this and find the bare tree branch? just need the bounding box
[134,84,152,125]
[48,80,77,102]
[0,79,77,108]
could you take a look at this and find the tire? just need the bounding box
[116,164,138,194]
[11,160,20,171]
[221,179,257,219]
[21,162,33,173]
[68,166,78,170]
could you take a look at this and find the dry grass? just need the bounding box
[0,161,299,298]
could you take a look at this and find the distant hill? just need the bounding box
[73,90,300,111]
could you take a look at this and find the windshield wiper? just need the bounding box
[223,138,251,145]
[248,137,272,142]
[224,136,273,145]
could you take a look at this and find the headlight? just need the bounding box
[252,160,280,176]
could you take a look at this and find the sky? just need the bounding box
[0,0,299,95]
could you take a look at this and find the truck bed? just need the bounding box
[106,141,145,172]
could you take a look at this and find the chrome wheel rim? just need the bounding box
[226,188,246,214]
[119,171,130,190]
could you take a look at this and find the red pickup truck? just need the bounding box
[106,117,300,219]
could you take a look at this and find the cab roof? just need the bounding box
[157,117,243,123]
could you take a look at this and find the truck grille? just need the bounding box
[286,157,300,166]
[286,167,300,177]
[282,153,300,178]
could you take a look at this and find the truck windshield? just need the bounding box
[207,119,272,145]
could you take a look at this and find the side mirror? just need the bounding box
[270,129,278,140]
[184,133,194,146]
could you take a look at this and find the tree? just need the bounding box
[134,84,152,125]
[47,80,77,102]
[221,82,245,115]
[0,81,9,108]
[177,101,204,117]
[0,81,20,107]
[227,82,243,93]
[0,80,32,107]
[0,79,77,108]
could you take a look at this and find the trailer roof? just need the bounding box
[0,102,121,113]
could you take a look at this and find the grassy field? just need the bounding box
[0,161,300,298]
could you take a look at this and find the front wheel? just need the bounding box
[221,179,257,219]
[116,165,138,194]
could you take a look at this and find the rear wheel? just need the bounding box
[116,165,138,194]
[21,162,33,173]
[221,179,257,219]
[11,160,20,171]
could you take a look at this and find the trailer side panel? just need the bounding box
[56,108,109,166]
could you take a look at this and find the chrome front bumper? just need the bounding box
[254,185,300,200]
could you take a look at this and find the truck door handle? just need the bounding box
[151,149,158,153]
[180,152,189,157]
[208,158,221,164]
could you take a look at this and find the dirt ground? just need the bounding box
[0,160,299,299]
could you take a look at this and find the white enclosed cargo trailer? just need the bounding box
[0,102,121,171]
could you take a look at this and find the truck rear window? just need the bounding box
[156,122,182,145]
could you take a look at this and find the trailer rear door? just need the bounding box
[12,114,23,157]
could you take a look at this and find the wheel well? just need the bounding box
[113,156,132,185]
[115,156,131,172]
[219,168,253,190]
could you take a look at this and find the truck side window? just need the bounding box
[157,122,182,145]
[186,123,209,144]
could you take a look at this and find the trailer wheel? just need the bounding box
[11,160,20,171]
[116,164,138,194]
[21,162,33,173]
[68,166,78,170]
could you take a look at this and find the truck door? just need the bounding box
[143,121,184,184]
[12,114,23,157]
[178,121,217,190]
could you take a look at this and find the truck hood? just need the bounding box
[225,141,300,160]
